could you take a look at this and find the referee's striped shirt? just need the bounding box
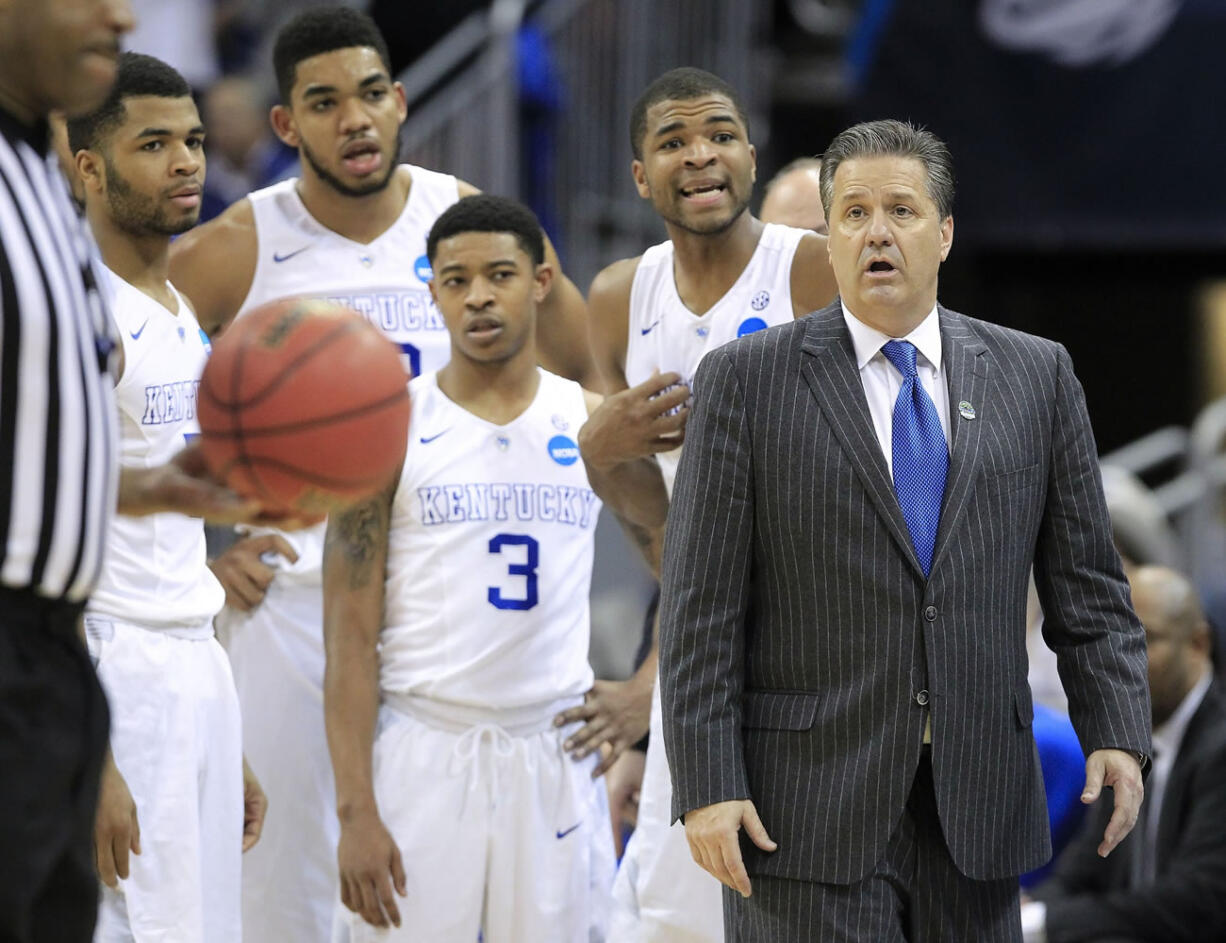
[0,107,117,604]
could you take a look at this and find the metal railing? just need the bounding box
[395,0,772,287]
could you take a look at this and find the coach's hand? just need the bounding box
[578,371,690,469]
[94,751,141,889]
[684,798,777,898]
[210,534,298,611]
[1082,748,1145,858]
[556,668,653,777]
[241,758,268,852]
[338,810,407,929]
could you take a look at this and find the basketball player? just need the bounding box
[166,8,600,940]
[573,68,838,943]
[66,53,265,942]
[324,194,645,941]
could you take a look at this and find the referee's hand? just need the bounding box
[116,442,324,529]
[94,752,141,889]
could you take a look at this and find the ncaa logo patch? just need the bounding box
[548,435,580,466]
[413,254,433,282]
[198,328,212,354]
[737,317,768,337]
[751,290,770,311]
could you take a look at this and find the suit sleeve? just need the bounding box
[659,347,755,822]
[1040,741,1226,942]
[1032,344,1151,760]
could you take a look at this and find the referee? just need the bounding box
[0,3,293,940]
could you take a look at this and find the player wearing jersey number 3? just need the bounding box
[324,194,664,942]
[167,10,600,940]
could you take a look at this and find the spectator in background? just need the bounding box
[199,75,296,221]
[1026,565,1226,943]
[758,156,827,234]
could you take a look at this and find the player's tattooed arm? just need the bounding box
[322,473,406,929]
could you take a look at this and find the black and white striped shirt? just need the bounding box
[0,108,117,603]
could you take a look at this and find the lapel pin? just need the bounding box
[958,401,976,420]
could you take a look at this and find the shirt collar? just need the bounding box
[842,302,942,374]
[0,104,50,154]
[1153,667,1212,762]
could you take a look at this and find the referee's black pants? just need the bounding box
[0,588,109,943]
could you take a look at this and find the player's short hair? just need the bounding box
[820,119,955,220]
[426,194,546,267]
[629,67,749,161]
[66,52,190,154]
[273,5,393,105]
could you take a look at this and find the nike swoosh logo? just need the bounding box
[556,822,581,840]
[273,246,310,263]
[640,319,661,336]
[129,320,148,341]
[419,430,450,444]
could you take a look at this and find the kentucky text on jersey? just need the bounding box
[328,290,446,334]
[141,379,200,425]
[418,482,599,529]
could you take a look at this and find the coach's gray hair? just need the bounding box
[819,120,955,220]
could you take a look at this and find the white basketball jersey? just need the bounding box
[624,223,807,494]
[238,165,461,581]
[380,370,600,710]
[87,268,224,627]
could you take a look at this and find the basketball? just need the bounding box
[197,298,411,513]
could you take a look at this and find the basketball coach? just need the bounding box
[658,119,1151,942]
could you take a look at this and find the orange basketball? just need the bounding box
[197,298,411,513]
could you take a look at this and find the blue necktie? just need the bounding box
[881,340,948,577]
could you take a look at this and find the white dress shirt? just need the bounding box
[841,303,952,475]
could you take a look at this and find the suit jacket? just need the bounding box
[658,301,1151,886]
[1036,681,1226,942]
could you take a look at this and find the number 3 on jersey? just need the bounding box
[488,533,539,610]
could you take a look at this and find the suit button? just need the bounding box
[916,690,930,706]
[924,606,938,622]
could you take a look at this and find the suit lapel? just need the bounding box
[799,304,924,578]
[930,308,989,574]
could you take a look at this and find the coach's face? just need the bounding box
[632,94,756,236]
[827,154,952,333]
[0,0,133,121]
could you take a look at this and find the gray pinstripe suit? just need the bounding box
[659,301,1151,938]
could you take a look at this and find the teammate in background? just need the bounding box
[324,195,658,941]
[574,68,838,943]
[759,156,827,234]
[66,53,266,942]
[167,8,599,940]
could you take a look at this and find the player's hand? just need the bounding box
[578,371,690,469]
[604,748,645,857]
[1082,748,1145,857]
[338,809,407,929]
[210,534,299,611]
[241,758,268,852]
[94,752,141,888]
[554,672,653,777]
[684,798,777,898]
